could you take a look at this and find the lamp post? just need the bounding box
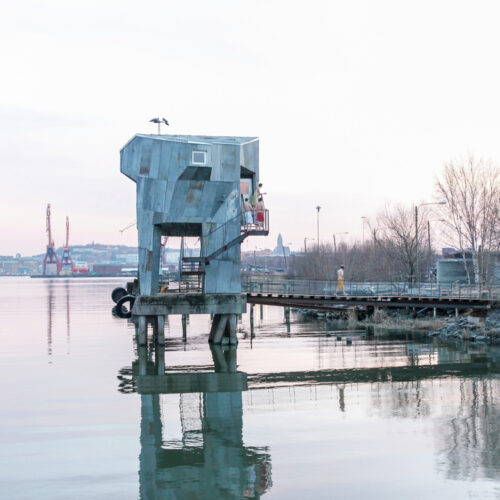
[333,232,349,254]
[315,206,321,249]
[415,201,446,284]
[304,237,314,253]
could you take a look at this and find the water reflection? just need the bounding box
[119,345,272,499]
[46,281,54,360]
[437,377,500,481]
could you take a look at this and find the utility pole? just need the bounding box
[316,206,321,249]
[415,202,446,285]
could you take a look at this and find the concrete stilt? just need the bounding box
[284,307,291,334]
[433,307,437,318]
[455,308,459,318]
[250,304,255,338]
[153,315,165,345]
[210,344,228,372]
[138,345,148,375]
[210,314,229,344]
[260,304,263,320]
[182,314,187,342]
[225,345,237,372]
[138,316,148,346]
[155,345,165,375]
[226,314,238,345]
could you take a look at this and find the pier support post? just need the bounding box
[155,344,165,375]
[284,307,291,334]
[138,346,148,375]
[209,314,238,345]
[225,314,238,345]
[433,307,437,318]
[250,304,255,338]
[182,314,187,342]
[137,316,147,346]
[455,308,459,319]
[152,315,165,345]
[209,314,228,344]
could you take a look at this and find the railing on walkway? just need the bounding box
[242,275,500,300]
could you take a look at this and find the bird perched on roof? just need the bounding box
[149,117,169,125]
[149,117,169,134]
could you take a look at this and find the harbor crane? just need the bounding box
[60,216,74,274]
[42,203,59,275]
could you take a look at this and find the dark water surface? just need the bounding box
[1,277,500,499]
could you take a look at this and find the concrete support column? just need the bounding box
[433,307,437,318]
[455,308,459,319]
[155,345,165,375]
[250,304,255,338]
[152,315,165,345]
[182,314,188,342]
[209,314,238,345]
[209,314,228,344]
[284,307,291,334]
[226,314,238,345]
[138,315,148,346]
[138,345,148,375]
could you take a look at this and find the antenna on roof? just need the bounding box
[149,117,169,135]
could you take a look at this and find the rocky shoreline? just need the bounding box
[294,307,500,342]
[428,312,500,344]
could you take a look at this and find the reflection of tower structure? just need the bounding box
[43,204,59,275]
[120,345,272,499]
[59,216,74,275]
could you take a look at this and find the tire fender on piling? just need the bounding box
[115,295,135,318]
[111,287,128,304]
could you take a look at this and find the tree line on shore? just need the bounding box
[290,156,500,285]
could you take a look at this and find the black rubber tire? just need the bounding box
[116,295,135,318]
[111,287,128,304]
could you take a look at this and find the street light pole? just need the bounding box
[415,202,446,285]
[316,206,321,249]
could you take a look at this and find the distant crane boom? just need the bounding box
[46,203,54,248]
[119,221,137,234]
[65,216,70,248]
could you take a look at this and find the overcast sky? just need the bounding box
[2,0,500,255]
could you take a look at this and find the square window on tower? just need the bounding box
[192,151,207,165]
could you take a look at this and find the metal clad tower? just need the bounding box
[120,134,267,344]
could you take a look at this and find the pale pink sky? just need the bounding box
[2,1,500,255]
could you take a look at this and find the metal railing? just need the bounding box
[241,275,500,300]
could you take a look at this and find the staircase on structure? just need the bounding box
[180,210,269,290]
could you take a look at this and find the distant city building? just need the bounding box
[272,234,290,257]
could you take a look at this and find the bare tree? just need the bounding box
[377,204,430,284]
[435,156,500,284]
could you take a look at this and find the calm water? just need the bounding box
[1,277,500,499]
